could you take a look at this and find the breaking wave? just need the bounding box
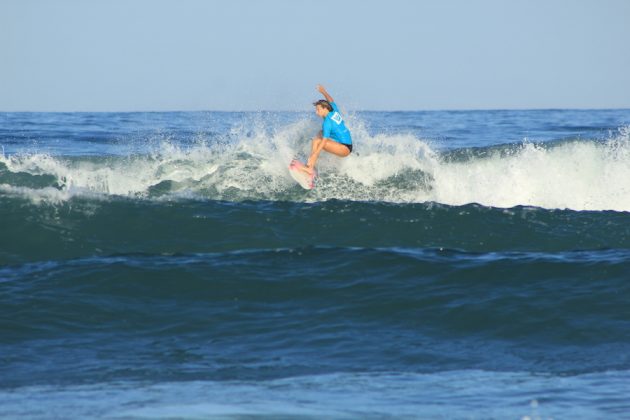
[1,120,629,211]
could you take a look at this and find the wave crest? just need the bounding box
[1,121,629,211]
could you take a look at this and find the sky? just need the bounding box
[2,0,629,111]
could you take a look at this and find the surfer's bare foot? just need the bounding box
[301,165,314,176]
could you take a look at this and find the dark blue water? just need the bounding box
[1,109,630,418]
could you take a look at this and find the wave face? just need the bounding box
[1,111,629,211]
[1,198,629,265]
[2,110,630,418]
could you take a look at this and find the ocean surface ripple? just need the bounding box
[1,109,630,418]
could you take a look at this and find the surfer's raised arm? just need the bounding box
[317,84,334,104]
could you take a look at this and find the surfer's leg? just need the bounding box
[304,139,350,175]
[304,138,327,175]
[323,140,351,158]
[310,131,326,156]
[304,136,324,174]
[311,135,323,155]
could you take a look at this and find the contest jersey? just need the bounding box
[322,102,352,145]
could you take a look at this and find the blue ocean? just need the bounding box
[2,109,630,418]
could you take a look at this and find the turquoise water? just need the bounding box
[1,109,630,418]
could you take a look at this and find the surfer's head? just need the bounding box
[313,100,332,117]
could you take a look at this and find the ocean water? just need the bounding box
[1,109,630,419]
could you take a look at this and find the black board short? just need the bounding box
[340,142,353,153]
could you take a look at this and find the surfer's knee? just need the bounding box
[312,137,325,150]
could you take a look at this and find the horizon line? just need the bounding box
[2,106,630,114]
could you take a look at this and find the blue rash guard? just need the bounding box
[322,102,352,145]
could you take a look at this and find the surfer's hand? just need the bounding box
[317,85,334,103]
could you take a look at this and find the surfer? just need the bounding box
[303,85,353,175]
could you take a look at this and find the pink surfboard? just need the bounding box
[288,159,316,190]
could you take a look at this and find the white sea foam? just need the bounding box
[1,121,629,211]
[431,136,630,211]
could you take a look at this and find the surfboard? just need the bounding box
[288,159,316,190]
